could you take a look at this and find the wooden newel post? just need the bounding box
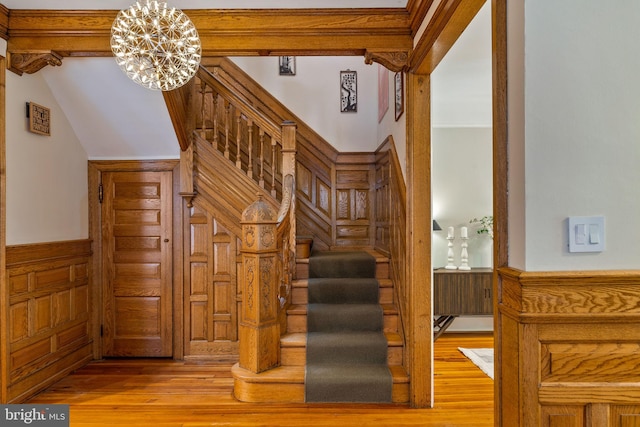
[239,195,280,373]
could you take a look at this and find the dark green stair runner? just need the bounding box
[305,251,392,403]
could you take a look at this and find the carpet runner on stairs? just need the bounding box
[305,250,392,403]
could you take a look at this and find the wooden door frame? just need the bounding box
[406,0,509,412]
[88,160,184,360]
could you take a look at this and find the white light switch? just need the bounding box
[568,216,605,253]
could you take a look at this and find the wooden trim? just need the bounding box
[407,0,436,36]
[6,239,91,266]
[0,5,8,41]
[0,54,7,404]
[492,0,508,424]
[7,9,411,57]
[406,73,432,408]
[410,0,485,74]
[496,267,640,425]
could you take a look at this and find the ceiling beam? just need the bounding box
[410,0,485,74]
[6,8,412,63]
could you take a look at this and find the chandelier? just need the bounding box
[111,1,202,91]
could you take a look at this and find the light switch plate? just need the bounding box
[568,216,605,253]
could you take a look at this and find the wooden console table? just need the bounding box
[433,268,493,340]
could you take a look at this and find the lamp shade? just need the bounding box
[433,220,442,231]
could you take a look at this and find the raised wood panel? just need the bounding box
[540,406,585,427]
[374,136,407,368]
[611,406,640,427]
[498,268,640,427]
[5,239,92,402]
[9,302,28,343]
[186,206,240,359]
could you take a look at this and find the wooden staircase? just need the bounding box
[232,249,409,403]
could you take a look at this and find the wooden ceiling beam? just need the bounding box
[410,0,485,74]
[6,8,412,61]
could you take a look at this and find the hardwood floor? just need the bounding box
[27,333,494,426]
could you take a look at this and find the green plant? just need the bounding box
[469,215,493,238]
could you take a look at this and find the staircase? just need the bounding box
[168,59,409,404]
[232,248,409,403]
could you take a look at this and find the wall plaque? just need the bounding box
[27,102,51,136]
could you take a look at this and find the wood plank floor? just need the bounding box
[27,333,494,426]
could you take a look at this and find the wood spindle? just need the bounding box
[236,110,242,169]
[271,139,277,198]
[247,119,254,179]
[199,80,207,138]
[212,91,219,149]
[259,130,265,188]
[224,102,231,159]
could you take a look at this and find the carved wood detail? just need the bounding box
[8,51,62,76]
[364,49,409,72]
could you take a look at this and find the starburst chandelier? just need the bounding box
[111,0,202,91]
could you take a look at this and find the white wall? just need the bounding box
[6,71,88,245]
[376,65,407,177]
[232,56,380,152]
[432,127,493,269]
[511,0,640,271]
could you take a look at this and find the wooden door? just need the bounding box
[102,171,173,357]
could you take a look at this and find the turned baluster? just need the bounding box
[271,139,277,198]
[224,101,231,159]
[247,119,254,179]
[199,80,207,138]
[212,91,219,149]
[236,110,242,169]
[258,129,265,189]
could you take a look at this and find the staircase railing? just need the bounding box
[176,65,297,373]
[238,132,296,374]
[193,66,284,201]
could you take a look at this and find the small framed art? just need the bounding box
[279,56,296,76]
[394,72,404,121]
[27,102,51,136]
[340,70,357,113]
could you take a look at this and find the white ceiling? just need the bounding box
[8,0,490,158]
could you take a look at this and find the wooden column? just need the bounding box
[239,196,280,373]
[406,72,432,408]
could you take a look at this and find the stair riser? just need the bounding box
[287,313,398,333]
[296,261,389,281]
[233,378,409,404]
[281,346,403,366]
[292,286,393,305]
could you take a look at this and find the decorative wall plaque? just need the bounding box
[27,102,51,136]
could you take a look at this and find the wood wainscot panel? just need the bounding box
[497,268,640,427]
[334,155,375,248]
[185,206,240,361]
[5,239,93,402]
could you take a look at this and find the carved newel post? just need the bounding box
[239,195,280,373]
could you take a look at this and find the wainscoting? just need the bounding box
[497,268,640,426]
[4,239,93,402]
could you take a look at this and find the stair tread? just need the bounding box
[232,363,408,384]
[294,278,392,287]
[288,303,398,314]
[281,331,403,347]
